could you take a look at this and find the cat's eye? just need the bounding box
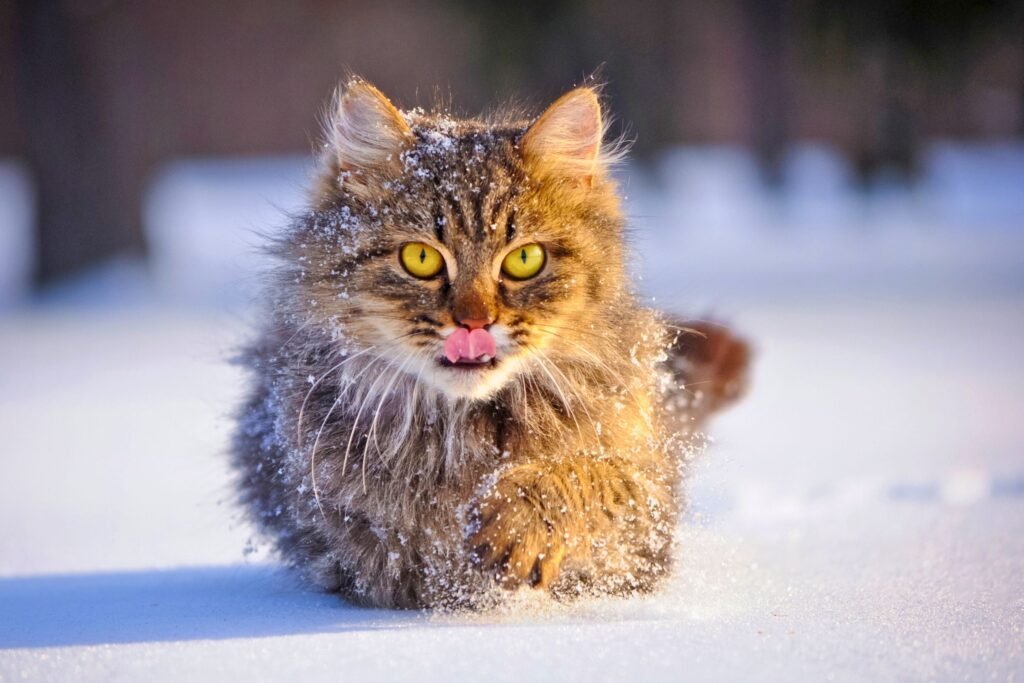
[501,243,546,280]
[400,242,445,279]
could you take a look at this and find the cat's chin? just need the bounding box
[426,356,520,401]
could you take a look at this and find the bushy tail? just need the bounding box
[663,318,751,429]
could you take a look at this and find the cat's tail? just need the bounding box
[662,317,751,429]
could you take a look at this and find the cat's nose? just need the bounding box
[452,287,496,329]
[455,317,493,331]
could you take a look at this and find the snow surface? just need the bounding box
[1,145,1023,681]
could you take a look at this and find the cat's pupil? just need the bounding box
[520,249,527,264]
[419,248,426,264]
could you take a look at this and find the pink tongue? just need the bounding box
[444,328,497,363]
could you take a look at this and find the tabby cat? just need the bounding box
[233,78,749,609]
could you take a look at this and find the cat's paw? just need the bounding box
[467,474,567,589]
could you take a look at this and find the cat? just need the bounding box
[232,78,749,609]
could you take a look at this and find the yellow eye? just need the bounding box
[501,243,546,280]
[400,242,445,278]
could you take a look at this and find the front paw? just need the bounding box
[467,476,566,589]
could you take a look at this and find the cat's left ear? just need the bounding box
[521,87,607,187]
[319,79,412,196]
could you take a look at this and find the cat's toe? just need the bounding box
[468,492,565,589]
[525,543,566,589]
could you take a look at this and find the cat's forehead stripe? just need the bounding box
[418,154,519,245]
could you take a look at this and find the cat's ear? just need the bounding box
[521,87,608,186]
[324,79,412,184]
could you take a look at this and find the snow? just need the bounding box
[2,144,1023,680]
[143,157,312,306]
[0,161,35,307]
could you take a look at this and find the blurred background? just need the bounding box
[2,3,1024,675]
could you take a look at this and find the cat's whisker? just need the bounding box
[538,317,705,352]
[275,315,327,354]
[523,372,547,437]
[338,352,394,495]
[527,345,584,440]
[516,375,531,433]
[661,322,708,338]
[507,374,528,436]
[663,317,733,331]
[528,321,617,346]
[402,349,430,448]
[511,373,530,434]
[309,349,400,521]
[363,350,419,492]
[536,346,604,444]
[357,311,445,331]
[367,357,409,457]
[308,395,342,523]
[297,345,376,447]
[533,325,621,369]
[533,325,657,434]
[296,332,420,446]
[527,369,572,441]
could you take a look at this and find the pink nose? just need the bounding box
[444,327,497,363]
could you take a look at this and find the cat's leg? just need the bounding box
[467,454,675,592]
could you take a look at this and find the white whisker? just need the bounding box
[535,345,601,443]
[297,344,376,446]
[308,395,341,522]
[308,349,399,522]
[528,346,584,440]
[296,332,420,446]
[340,352,400,487]
[534,325,656,434]
[362,350,417,492]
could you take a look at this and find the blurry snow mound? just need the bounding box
[143,156,312,306]
[38,257,154,308]
[924,142,1024,224]
[626,142,1024,308]
[0,160,35,308]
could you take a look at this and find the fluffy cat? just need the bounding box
[233,78,749,609]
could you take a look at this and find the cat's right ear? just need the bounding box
[521,87,607,187]
[322,79,412,190]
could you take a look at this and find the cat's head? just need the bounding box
[287,78,630,401]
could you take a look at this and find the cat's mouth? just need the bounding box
[438,355,497,371]
[441,328,498,371]
[429,329,518,398]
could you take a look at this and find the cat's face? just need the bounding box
[292,81,626,400]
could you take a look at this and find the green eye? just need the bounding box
[501,243,546,280]
[400,242,445,278]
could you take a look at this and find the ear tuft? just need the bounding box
[326,79,412,178]
[521,88,606,184]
